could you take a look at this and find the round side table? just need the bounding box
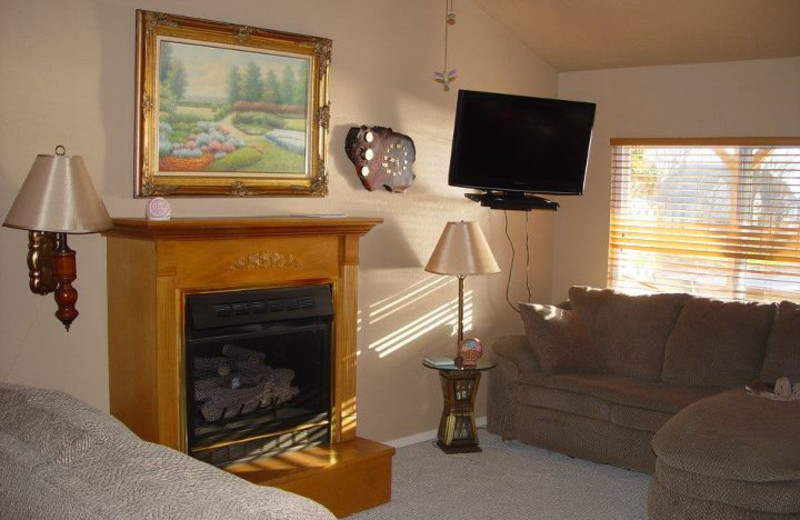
[423,356,496,454]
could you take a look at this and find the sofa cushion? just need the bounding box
[519,372,720,416]
[661,298,777,387]
[569,286,687,381]
[649,475,800,518]
[654,460,800,514]
[517,374,613,421]
[568,286,611,333]
[609,404,674,433]
[588,289,687,382]
[653,388,800,482]
[760,300,800,384]
[519,303,607,375]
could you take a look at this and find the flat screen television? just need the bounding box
[448,89,596,210]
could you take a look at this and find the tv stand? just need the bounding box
[465,191,559,211]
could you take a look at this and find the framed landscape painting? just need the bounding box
[134,10,331,197]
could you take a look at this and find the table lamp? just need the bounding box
[3,145,112,330]
[425,221,500,347]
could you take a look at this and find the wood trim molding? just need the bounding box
[104,216,384,240]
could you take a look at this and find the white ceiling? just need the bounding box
[471,0,800,72]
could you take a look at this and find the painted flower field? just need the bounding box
[156,41,310,175]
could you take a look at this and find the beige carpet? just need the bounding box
[348,430,649,519]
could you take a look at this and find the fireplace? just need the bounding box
[104,217,392,518]
[185,285,333,466]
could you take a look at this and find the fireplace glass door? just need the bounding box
[184,285,332,467]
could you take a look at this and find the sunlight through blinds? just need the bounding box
[608,138,800,302]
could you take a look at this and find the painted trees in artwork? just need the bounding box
[159,44,188,111]
[227,66,241,105]
[241,61,265,102]
[226,62,307,107]
[265,70,280,103]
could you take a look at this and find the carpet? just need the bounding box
[348,430,649,519]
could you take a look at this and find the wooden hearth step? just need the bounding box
[226,437,395,518]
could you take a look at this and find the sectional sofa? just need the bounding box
[487,286,800,519]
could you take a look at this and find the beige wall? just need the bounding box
[0,0,556,442]
[553,58,800,302]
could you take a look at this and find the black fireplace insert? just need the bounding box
[184,284,333,467]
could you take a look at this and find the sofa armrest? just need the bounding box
[492,335,540,376]
[488,335,537,440]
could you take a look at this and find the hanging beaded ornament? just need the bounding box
[434,0,457,91]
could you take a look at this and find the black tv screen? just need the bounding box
[448,90,596,195]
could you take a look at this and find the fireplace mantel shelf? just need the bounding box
[105,216,384,240]
[105,216,390,518]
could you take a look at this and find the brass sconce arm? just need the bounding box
[27,230,57,295]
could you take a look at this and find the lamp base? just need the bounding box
[436,440,482,454]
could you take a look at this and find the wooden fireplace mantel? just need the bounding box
[104,216,384,240]
[104,216,392,517]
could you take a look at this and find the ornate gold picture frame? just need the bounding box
[134,10,331,197]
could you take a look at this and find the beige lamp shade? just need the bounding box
[3,148,112,233]
[425,221,500,276]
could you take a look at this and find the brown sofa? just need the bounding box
[487,286,798,473]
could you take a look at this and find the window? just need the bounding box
[608,138,800,302]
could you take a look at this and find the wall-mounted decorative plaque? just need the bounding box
[345,126,416,193]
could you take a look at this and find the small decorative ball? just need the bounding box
[457,337,483,368]
[146,197,172,221]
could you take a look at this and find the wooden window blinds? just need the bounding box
[608,138,800,302]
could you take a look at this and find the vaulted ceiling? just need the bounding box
[471,0,800,72]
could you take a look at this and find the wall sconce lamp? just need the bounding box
[3,146,112,330]
[425,221,500,345]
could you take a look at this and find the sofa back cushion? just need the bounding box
[519,303,607,375]
[662,297,777,387]
[760,300,800,384]
[568,286,610,332]
[569,286,687,382]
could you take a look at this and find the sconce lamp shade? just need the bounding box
[3,150,112,233]
[425,221,500,276]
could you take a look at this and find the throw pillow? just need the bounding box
[519,303,607,375]
[662,298,778,387]
[761,301,800,384]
